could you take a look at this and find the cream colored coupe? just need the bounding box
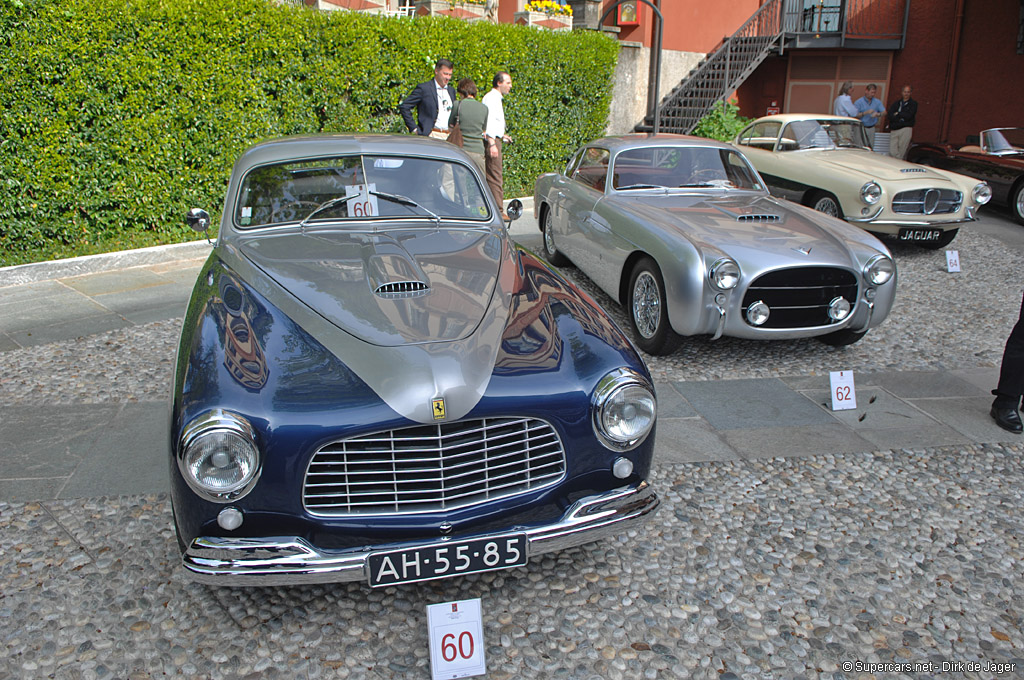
[734,115,992,248]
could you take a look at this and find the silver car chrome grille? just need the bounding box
[375,280,430,298]
[892,189,962,215]
[303,417,566,516]
[742,267,858,329]
[737,214,780,222]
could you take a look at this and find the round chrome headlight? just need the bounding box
[746,300,770,326]
[709,258,740,291]
[972,182,992,205]
[178,410,261,502]
[864,254,895,286]
[592,368,656,451]
[828,296,852,321]
[860,181,882,205]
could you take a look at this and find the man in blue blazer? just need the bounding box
[400,59,456,139]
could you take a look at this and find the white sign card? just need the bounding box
[427,598,486,680]
[946,250,960,272]
[344,183,380,218]
[829,371,857,411]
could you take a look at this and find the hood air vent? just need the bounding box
[375,281,430,298]
[737,214,781,222]
[901,167,927,173]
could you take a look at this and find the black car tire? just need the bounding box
[919,228,959,250]
[1012,181,1024,226]
[541,205,569,266]
[627,257,679,355]
[807,190,845,220]
[818,328,867,347]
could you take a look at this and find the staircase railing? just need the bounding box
[640,0,785,135]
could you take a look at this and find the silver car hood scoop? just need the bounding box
[235,228,500,346]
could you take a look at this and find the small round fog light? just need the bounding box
[746,301,770,326]
[828,296,852,321]
[612,457,634,479]
[218,507,244,531]
[864,288,876,301]
[715,293,727,306]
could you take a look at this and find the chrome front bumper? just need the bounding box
[182,481,659,586]
[848,205,979,227]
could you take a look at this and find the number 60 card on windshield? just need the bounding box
[427,598,486,680]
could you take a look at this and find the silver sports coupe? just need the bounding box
[533,134,898,354]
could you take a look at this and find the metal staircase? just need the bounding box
[637,0,785,135]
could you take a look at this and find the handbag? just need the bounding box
[447,101,464,147]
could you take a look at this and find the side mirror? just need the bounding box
[505,199,523,222]
[186,208,211,233]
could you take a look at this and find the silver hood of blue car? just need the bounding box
[216,223,514,424]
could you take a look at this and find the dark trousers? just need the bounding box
[485,138,503,214]
[994,292,1024,408]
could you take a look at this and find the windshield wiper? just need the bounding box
[616,183,666,191]
[298,190,442,229]
[371,190,441,227]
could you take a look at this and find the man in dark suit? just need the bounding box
[399,59,456,139]
[992,291,1024,433]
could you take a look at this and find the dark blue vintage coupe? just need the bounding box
[171,135,658,587]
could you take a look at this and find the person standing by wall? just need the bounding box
[887,85,917,159]
[991,291,1024,434]
[483,71,513,218]
[399,58,456,140]
[450,78,488,174]
[832,81,858,118]
[855,84,886,149]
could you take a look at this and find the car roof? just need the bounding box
[233,133,470,170]
[584,134,734,152]
[745,114,861,127]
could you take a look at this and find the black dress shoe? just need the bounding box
[990,406,1023,434]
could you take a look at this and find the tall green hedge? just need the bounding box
[0,0,619,266]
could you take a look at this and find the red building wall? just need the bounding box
[602,0,762,52]
[890,0,1024,145]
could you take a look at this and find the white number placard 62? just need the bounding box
[427,598,486,680]
[829,370,857,411]
[344,183,379,218]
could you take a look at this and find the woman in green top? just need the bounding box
[450,78,488,173]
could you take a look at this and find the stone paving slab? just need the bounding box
[720,423,876,459]
[670,378,836,431]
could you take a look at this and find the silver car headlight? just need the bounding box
[178,409,261,502]
[708,258,740,291]
[860,181,882,205]
[592,368,656,451]
[972,183,992,205]
[864,254,895,286]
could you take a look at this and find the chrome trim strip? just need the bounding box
[181,482,659,586]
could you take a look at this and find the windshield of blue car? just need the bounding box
[234,155,490,228]
[778,119,869,151]
[983,128,1024,155]
[611,146,762,191]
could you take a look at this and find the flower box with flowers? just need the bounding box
[514,1,572,31]
[415,0,487,22]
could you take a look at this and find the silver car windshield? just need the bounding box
[983,128,1024,155]
[235,155,490,228]
[611,146,763,191]
[779,119,869,151]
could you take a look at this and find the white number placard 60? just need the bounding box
[427,598,486,680]
[344,183,379,218]
[829,370,857,411]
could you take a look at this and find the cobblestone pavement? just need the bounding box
[2,228,1024,678]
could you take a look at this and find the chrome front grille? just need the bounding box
[892,189,962,215]
[742,267,858,329]
[303,417,566,516]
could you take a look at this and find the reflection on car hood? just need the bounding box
[611,192,857,264]
[236,227,501,346]
[807,149,956,182]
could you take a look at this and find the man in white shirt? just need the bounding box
[832,80,858,118]
[399,59,456,140]
[483,71,513,217]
